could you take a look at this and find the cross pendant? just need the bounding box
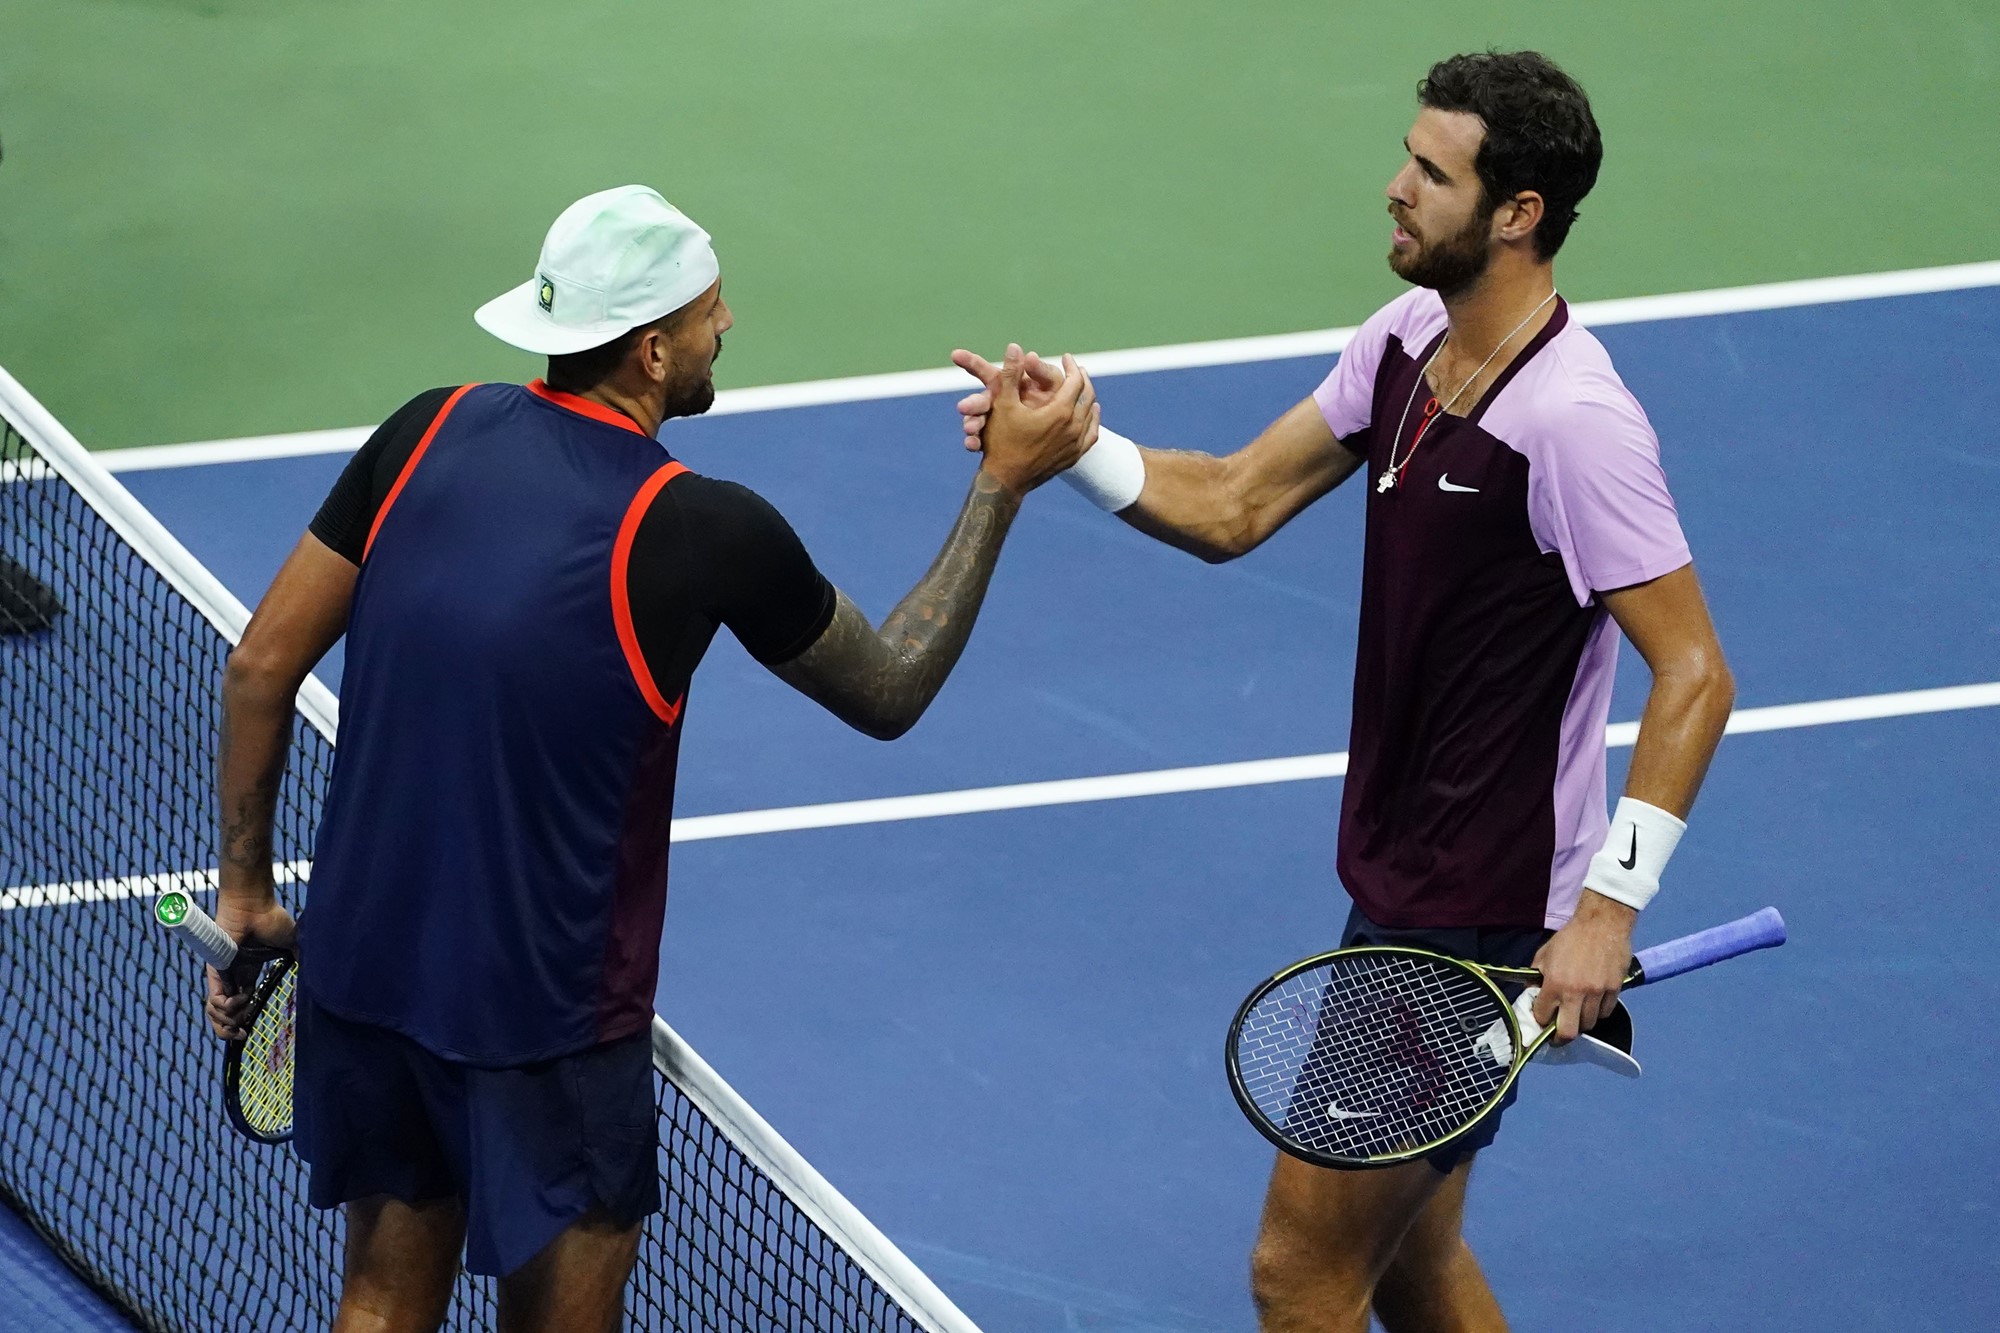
[1376,469,1397,494]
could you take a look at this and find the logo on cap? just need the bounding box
[537,276,555,313]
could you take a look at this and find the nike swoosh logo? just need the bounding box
[1322,1104,1384,1121]
[1437,474,1479,493]
[1618,828,1638,870]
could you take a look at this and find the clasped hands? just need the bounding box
[951,346,1088,494]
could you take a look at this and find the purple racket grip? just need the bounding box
[1632,907,1786,984]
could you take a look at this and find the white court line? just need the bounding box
[97,426,377,474]
[94,260,2000,474]
[668,681,2000,842]
[0,861,310,912]
[7,682,1996,907]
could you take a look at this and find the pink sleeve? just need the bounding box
[1526,391,1692,605]
[1312,302,1398,439]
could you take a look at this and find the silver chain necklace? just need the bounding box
[1376,289,1558,494]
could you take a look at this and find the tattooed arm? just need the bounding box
[774,348,1099,738]
[207,533,354,1039]
[774,470,1020,739]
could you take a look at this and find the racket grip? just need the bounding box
[155,890,238,970]
[1633,907,1785,984]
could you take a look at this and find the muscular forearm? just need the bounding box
[1539,657,1733,1037]
[1118,447,1260,563]
[1620,657,1735,818]
[876,466,1020,679]
[777,467,1021,739]
[1114,402,1362,563]
[216,654,297,910]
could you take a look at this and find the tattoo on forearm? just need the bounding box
[881,469,1015,661]
[217,684,291,897]
[220,778,279,872]
[777,469,1020,738]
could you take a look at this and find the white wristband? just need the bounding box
[1059,427,1145,512]
[1583,797,1686,911]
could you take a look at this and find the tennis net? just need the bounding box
[0,365,979,1333]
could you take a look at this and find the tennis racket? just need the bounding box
[155,889,297,1144]
[1225,907,1786,1169]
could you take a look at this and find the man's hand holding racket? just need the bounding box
[202,895,296,1041]
[1529,889,1637,1043]
[1225,907,1786,1169]
[160,887,301,1144]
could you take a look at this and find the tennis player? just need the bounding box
[954,52,1736,1333]
[204,186,1098,1332]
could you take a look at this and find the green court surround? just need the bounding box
[3,0,1994,448]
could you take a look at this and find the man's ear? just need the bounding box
[636,323,673,386]
[1494,190,1545,245]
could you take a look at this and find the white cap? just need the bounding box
[474,185,719,355]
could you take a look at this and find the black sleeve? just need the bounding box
[651,475,837,667]
[308,387,458,564]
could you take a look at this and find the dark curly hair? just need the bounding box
[1418,51,1602,260]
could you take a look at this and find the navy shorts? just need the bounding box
[1339,903,1552,1173]
[294,991,661,1277]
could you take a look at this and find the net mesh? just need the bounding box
[0,397,951,1331]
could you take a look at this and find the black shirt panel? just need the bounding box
[308,388,837,697]
[309,386,458,564]
[634,475,837,671]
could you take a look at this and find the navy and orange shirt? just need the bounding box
[298,381,835,1066]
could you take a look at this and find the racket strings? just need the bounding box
[1235,954,1512,1162]
[235,964,297,1138]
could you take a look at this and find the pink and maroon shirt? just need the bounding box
[1315,288,1691,930]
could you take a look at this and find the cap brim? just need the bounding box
[473,280,634,355]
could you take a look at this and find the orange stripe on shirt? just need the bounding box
[526,378,649,436]
[363,383,481,561]
[611,461,691,724]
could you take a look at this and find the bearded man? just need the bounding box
[207,185,1098,1331]
[954,51,1736,1333]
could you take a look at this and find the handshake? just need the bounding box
[948,344,1099,499]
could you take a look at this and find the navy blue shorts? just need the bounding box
[1339,904,1552,1173]
[294,991,661,1276]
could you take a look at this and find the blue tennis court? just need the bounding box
[8,277,1998,1329]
